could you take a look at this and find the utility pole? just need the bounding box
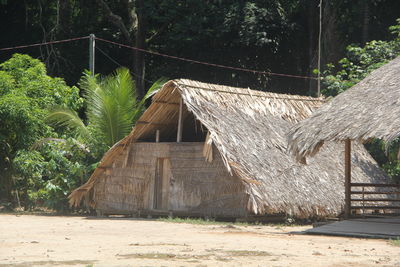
[317,0,322,97]
[89,34,95,75]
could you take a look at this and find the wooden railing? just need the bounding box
[350,183,400,215]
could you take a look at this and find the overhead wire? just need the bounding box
[0,35,319,81]
[96,46,123,68]
[95,37,319,81]
[0,36,89,51]
[95,45,157,84]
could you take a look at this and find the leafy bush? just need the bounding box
[0,54,84,208]
[13,139,93,210]
[0,54,164,211]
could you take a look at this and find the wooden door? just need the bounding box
[153,158,172,210]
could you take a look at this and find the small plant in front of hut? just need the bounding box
[389,238,400,246]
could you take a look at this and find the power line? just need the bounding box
[0,36,89,51]
[95,37,319,81]
[96,46,123,68]
[0,35,319,81]
[95,45,157,84]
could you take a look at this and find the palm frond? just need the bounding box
[143,77,168,100]
[46,107,89,139]
[79,71,101,92]
[132,77,168,122]
[79,71,102,103]
[66,68,167,148]
[86,68,137,146]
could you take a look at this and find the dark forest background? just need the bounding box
[1,0,399,97]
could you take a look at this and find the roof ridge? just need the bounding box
[175,81,325,102]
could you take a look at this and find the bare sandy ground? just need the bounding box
[0,214,399,267]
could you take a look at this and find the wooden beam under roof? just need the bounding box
[177,98,183,142]
[136,121,169,126]
[154,100,180,105]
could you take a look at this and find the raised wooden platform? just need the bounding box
[305,216,400,239]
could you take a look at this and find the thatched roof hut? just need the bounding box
[288,56,400,162]
[69,79,386,218]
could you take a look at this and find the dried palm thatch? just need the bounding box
[288,56,400,162]
[69,79,387,217]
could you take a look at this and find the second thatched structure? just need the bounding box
[288,56,400,217]
[288,56,400,162]
[69,79,387,218]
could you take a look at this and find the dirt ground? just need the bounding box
[0,214,399,267]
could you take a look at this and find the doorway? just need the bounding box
[153,158,172,210]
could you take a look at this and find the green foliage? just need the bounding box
[389,18,400,38]
[364,139,400,182]
[86,68,138,147]
[5,64,162,210]
[36,69,165,210]
[0,54,83,110]
[390,238,400,246]
[0,54,80,158]
[322,42,400,96]
[48,68,164,158]
[321,20,400,182]
[0,54,84,208]
[321,18,400,97]
[0,94,49,151]
[13,139,92,210]
[46,108,89,140]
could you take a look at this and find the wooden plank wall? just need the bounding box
[93,142,248,217]
[168,143,248,217]
[93,143,169,212]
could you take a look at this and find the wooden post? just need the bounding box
[177,98,183,142]
[155,130,160,143]
[344,139,352,218]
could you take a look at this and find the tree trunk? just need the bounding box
[96,0,145,98]
[59,0,72,37]
[0,166,13,203]
[362,0,370,45]
[307,0,316,95]
[134,0,146,99]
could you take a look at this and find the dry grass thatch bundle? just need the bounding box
[69,79,387,217]
[288,56,400,162]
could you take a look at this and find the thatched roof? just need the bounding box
[69,79,387,217]
[288,56,400,162]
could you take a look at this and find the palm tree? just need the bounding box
[47,68,164,152]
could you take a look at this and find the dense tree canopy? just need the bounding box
[1,0,399,95]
